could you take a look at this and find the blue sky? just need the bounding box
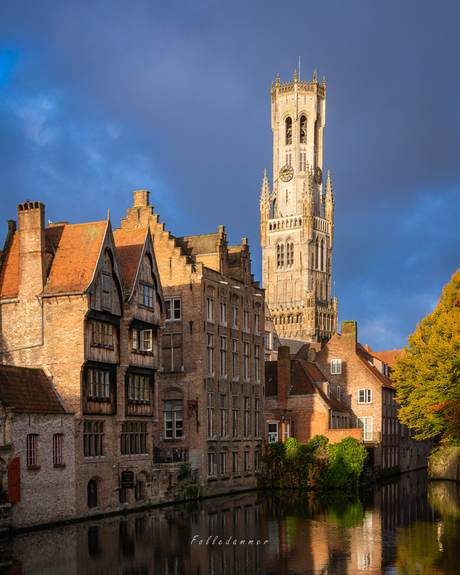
[1,0,460,351]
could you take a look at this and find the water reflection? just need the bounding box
[0,469,459,574]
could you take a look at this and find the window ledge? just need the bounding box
[207,476,218,482]
[207,436,218,442]
[132,350,154,356]
[244,473,252,477]
[220,436,230,441]
[221,475,230,480]
[91,344,114,350]
[27,465,40,470]
[53,463,66,468]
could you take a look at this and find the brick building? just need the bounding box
[0,365,75,528]
[314,321,430,473]
[0,199,172,522]
[265,346,361,446]
[118,191,265,494]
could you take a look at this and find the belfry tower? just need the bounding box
[260,70,338,343]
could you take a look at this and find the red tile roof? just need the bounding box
[113,228,147,293]
[265,359,349,411]
[372,349,405,368]
[0,232,19,299]
[356,347,395,389]
[0,365,67,413]
[41,221,107,296]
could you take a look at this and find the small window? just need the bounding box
[165,298,181,321]
[88,369,110,400]
[207,297,214,323]
[254,313,260,335]
[164,400,183,439]
[138,283,155,309]
[220,452,227,476]
[268,422,278,443]
[358,389,372,403]
[244,450,250,473]
[102,274,111,310]
[91,322,113,347]
[220,302,227,326]
[121,422,148,455]
[265,331,270,350]
[27,434,39,468]
[207,333,214,376]
[208,452,215,477]
[232,451,239,474]
[132,328,153,352]
[128,374,150,402]
[243,310,250,332]
[330,359,342,374]
[243,342,250,381]
[84,421,104,457]
[232,306,239,329]
[254,344,260,383]
[220,336,227,378]
[53,434,64,466]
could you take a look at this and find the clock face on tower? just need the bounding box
[279,165,294,182]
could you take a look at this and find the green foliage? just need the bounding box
[178,463,191,479]
[262,436,367,496]
[186,483,200,499]
[392,270,460,445]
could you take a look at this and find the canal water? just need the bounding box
[0,469,459,574]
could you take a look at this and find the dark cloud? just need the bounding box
[1,0,460,350]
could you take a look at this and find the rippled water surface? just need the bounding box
[1,469,459,574]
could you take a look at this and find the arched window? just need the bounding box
[286,242,294,268]
[88,479,98,508]
[315,238,319,269]
[300,115,307,144]
[285,117,292,145]
[277,243,284,269]
[314,114,320,166]
[320,238,324,271]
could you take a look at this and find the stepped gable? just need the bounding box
[41,221,107,296]
[356,343,395,389]
[174,233,220,256]
[0,365,66,413]
[113,228,147,292]
[0,232,19,299]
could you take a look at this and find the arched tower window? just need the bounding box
[286,242,294,268]
[315,238,319,269]
[300,115,307,144]
[314,114,320,167]
[285,117,292,145]
[320,238,324,271]
[277,243,284,269]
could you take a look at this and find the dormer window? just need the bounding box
[139,283,154,309]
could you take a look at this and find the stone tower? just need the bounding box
[261,70,338,343]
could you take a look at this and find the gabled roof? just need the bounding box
[0,365,67,413]
[0,232,19,299]
[356,345,395,389]
[371,348,405,368]
[41,221,107,296]
[265,359,350,412]
[113,228,147,293]
[292,342,323,360]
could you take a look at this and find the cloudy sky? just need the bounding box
[1,0,459,351]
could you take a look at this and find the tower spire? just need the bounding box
[260,168,270,204]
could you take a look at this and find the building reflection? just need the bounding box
[0,470,458,574]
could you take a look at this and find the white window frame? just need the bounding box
[164,399,183,439]
[358,416,373,442]
[268,422,278,443]
[265,331,271,350]
[358,389,372,403]
[330,359,342,374]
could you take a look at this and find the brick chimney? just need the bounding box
[17,201,46,296]
[277,346,291,401]
[120,190,154,229]
[341,321,357,349]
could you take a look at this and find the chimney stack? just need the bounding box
[17,201,46,296]
[277,346,291,401]
[341,321,357,349]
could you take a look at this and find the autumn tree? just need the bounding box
[392,270,460,445]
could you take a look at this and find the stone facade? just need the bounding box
[118,191,265,495]
[260,70,338,344]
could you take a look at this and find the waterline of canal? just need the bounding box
[0,469,459,574]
